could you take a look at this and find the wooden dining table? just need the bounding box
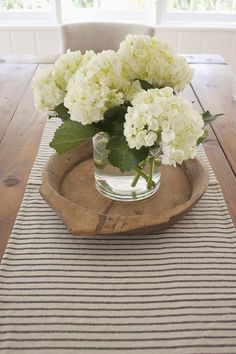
[0,54,236,260]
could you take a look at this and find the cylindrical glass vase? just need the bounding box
[93,133,161,202]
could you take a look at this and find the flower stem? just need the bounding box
[147,156,155,189]
[134,166,149,182]
[131,171,141,187]
[131,159,156,189]
[131,161,147,188]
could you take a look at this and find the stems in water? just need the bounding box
[147,156,155,189]
[131,158,156,189]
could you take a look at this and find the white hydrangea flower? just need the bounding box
[33,50,95,115]
[32,68,64,114]
[64,50,124,124]
[124,88,204,166]
[121,79,143,102]
[118,35,193,92]
[53,49,95,91]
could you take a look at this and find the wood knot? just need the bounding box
[206,83,217,88]
[231,96,236,104]
[3,175,20,187]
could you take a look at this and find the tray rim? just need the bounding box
[40,145,209,235]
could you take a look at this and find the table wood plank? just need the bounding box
[182,85,236,227]
[0,64,47,259]
[191,64,236,176]
[0,63,37,142]
[183,54,226,65]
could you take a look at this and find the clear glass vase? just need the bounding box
[92,133,161,202]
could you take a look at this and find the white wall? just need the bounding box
[0,25,235,73]
[0,25,61,60]
[155,26,236,73]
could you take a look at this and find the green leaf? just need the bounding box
[104,106,127,121]
[54,103,70,121]
[50,120,99,154]
[139,80,154,91]
[197,129,208,145]
[107,136,149,172]
[202,111,223,125]
[99,105,128,136]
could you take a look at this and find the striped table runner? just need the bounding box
[1,120,236,354]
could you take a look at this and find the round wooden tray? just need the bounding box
[40,141,209,235]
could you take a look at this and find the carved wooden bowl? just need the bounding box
[40,141,209,235]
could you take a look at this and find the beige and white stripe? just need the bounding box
[0,120,236,354]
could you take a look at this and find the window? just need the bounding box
[62,0,155,24]
[161,0,236,23]
[71,0,148,10]
[0,0,235,24]
[0,0,57,23]
[168,0,236,12]
[0,0,51,11]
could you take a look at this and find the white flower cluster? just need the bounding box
[32,68,64,115]
[124,88,204,166]
[118,35,193,92]
[33,35,194,131]
[64,50,124,124]
[53,50,94,91]
[33,49,94,114]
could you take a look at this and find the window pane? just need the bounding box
[0,0,50,10]
[194,0,236,12]
[194,0,218,11]
[72,0,148,10]
[129,0,148,9]
[194,0,236,11]
[168,0,192,11]
[168,0,236,12]
[72,0,94,8]
[221,0,236,11]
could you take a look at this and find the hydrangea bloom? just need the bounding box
[121,79,144,102]
[33,50,95,114]
[118,35,193,92]
[124,88,204,166]
[53,49,95,91]
[64,50,124,124]
[32,68,64,114]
